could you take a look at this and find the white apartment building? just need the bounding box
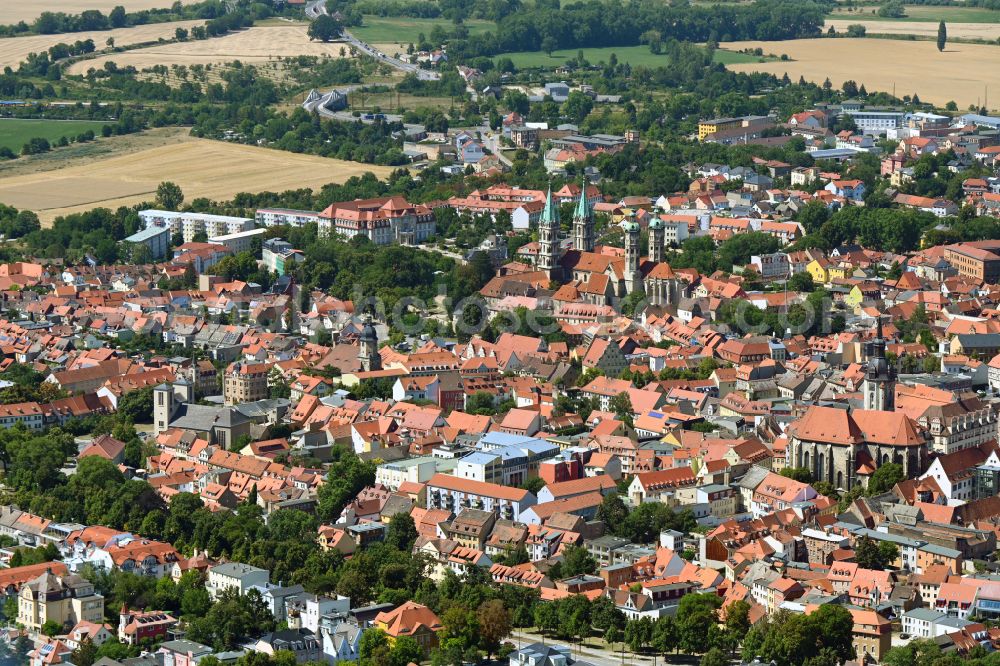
[208,228,267,254]
[844,110,905,135]
[255,208,322,227]
[139,210,255,243]
[661,218,691,246]
[375,456,454,490]
[206,562,270,600]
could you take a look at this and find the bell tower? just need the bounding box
[863,317,896,411]
[358,315,381,372]
[623,220,641,295]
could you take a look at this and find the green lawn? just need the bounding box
[713,49,783,64]
[351,15,494,45]
[830,6,1000,22]
[495,45,777,69]
[0,118,109,153]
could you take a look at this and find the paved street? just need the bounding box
[341,30,441,81]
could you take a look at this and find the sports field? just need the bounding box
[0,134,393,225]
[825,18,1000,41]
[0,20,204,69]
[493,45,773,69]
[724,37,1000,108]
[0,0,177,25]
[350,16,493,46]
[67,25,352,74]
[0,119,110,153]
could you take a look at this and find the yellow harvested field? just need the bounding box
[825,19,1000,41]
[67,25,351,74]
[0,137,393,225]
[724,38,1000,109]
[0,20,204,69]
[0,0,177,24]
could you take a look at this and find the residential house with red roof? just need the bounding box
[374,602,443,656]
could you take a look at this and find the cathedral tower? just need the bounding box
[648,217,665,263]
[537,187,561,276]
[572,179,594,253]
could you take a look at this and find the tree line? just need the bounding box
[0,0,277,37]
[433,0,827,60]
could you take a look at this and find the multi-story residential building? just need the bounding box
[119,608,177,645]
[0,402,45,430]
[76,536,181,578]
[441,509,496,549]
[750,253,790,280]
[902,608,950,639]
[919,441,1000,505]
[207,228,267,254]
[698,115,771,141]
[944,241,1000,283]
[843,108,905,134]
[171,242,233,273]
[375,456,454,490]
[425,474,535,522]
[18,570,105,633]
[255,208,322,227]
[171,359,218,397]
[802,528,849,565]
[206,563,270,600]
[0,562,70,595]
[318,197,435,245]
[139,210,254,243]
[223,362,269,406]
[122,225,171,260]
[847,608,892,662]
[508,126,539,149]
[262,239,304,276]
[748,472,817,518]
[447,195,544,231]
[936,581,978,619]
[253,629,322,664]
[693,484,737,517]
[896,385,997,455]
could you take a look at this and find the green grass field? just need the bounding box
[495,45,777,69]
[830,6,1000,22]
[0,118,109,153]
[351,15,493,45]
[713,49,784,64]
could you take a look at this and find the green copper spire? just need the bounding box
[574,178,590,220]
[540,185,558,226]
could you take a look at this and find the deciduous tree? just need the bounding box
[477,600,512,660]
[156,181,184,210]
